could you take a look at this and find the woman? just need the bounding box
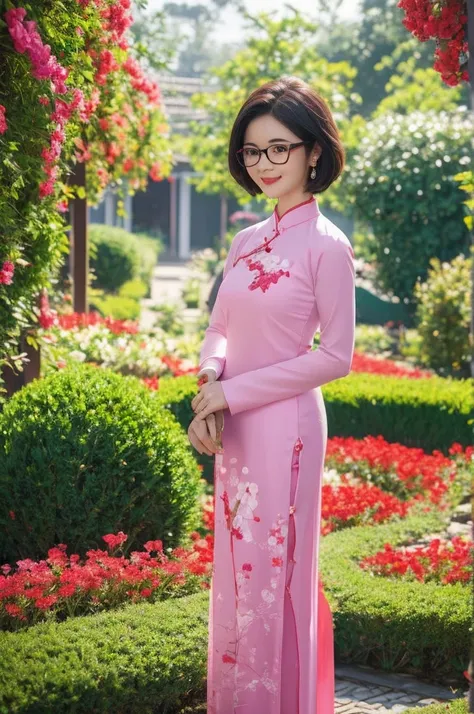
[188,76,356,714]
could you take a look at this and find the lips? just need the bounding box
[261,176,281,185]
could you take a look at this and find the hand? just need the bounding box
[187,415,221,456]
[206,409,225,448]
[191,381,228,421]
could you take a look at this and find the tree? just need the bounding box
[184,10,361,212]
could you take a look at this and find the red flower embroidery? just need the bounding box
[245,251,291,293]
[242,562,253,571]
[222,653,237,664]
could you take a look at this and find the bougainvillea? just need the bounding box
[0,0,172,380]
[397,0,469,86]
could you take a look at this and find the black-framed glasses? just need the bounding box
[236,141,309,168]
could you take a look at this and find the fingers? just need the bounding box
[189,418,218,455]
[187,423,213,456]
[206,413,217,442]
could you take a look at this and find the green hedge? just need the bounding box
[0,364,203,565]
[155,371,474,474]
[323,372,473,453]
[320,504,470,685]
[0,591,209,714]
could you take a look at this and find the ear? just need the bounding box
[312,144,322,162]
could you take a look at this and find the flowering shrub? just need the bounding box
[0,523,214,631]
[350,352,433,379]
[0,0,172,368]
[346,108,472,310]
[37,311,199,378]
[360,536,472,585]
[398,0,468,86]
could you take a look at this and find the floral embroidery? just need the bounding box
[245,251,291,293]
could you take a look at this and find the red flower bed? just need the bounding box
[360,536,473,585]
[325,435,468,506]
[56,311,139,334]
[350,352,432,379]
[0,527,213,630]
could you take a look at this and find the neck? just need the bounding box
[276,191,314,220]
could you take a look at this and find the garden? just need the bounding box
[0,0,473,713]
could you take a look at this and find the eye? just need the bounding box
[271,144,290,154]
[243,148,259,157]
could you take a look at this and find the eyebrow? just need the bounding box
[243,138,292,146]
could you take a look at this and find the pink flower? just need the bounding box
[0,105,7,134]
[0,261,15,285]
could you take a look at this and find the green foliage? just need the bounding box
[0,364,202,566]
[150,303,185,336]
[346,109,472,310]
[89,224,141,292]
[159,371,473,461]
[0,591,209,714]
[185,11,361,214]
[118,278,149,301]
[321,507,470,684]
[373,46,465,117]
[92,294,141,320]
[182,278,200,308]
[414,252,472,377]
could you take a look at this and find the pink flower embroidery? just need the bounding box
[245,252,291,293]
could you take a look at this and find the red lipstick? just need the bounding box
[261,176,281,185]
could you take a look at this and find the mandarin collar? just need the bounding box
[273,196,320,232]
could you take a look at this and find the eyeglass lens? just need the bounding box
[240,144,292,167]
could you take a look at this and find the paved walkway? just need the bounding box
[140,260,212,332]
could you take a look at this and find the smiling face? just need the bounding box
[242,113,321,208]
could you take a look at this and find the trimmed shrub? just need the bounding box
[0,591,209,714]
[414,252,472,377]
[156,372,473,464]
[89,224,141,292]
[118,278,149,300]
[0,364,202,566]
[321,505,470,685]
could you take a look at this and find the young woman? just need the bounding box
[188,76,356,714]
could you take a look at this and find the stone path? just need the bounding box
[178,664,468,713]
[334,664,467,713]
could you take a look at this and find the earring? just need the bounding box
[310,164,317,180]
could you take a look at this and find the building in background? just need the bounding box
[89,73,240,260]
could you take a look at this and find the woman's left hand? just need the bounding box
[191,381,228,420]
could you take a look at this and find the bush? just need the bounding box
[118,278,149,301]
[156,372,473,464]
[92,293,141,320]
[89,224,141,292]
[346,109,472,312]
[0,591,209,714]
[414,252,472,377]
[321,505,470,685]
[0,364,202,566]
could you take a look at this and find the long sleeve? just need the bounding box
[198,228,250,379]
[221,238,356,415]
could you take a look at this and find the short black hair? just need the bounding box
[228,76,345,196]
